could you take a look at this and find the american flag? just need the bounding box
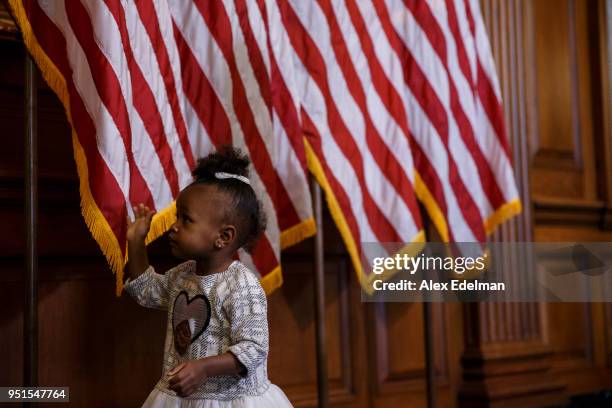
[8,0,520,294]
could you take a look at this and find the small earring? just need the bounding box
[215,241,222,249]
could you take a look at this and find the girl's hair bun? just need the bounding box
[192,145,250,181]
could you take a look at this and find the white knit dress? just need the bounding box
[124,260,293,408]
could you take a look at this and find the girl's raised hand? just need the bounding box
[126,203,155,242]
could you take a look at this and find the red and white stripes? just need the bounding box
[275,0,520,281]
[15,0,317,293]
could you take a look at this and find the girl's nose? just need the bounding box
[170,222,179,233]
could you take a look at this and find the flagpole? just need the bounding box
[310,175,329,408]
[24,53,38,397]
[423,301,435,408]
[422,207,435,408]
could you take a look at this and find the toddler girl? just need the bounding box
[124,147,293,407]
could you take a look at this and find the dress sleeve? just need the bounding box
[224,271,269,377]
[124,265,171,310]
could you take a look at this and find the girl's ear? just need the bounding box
[217,225,237,249]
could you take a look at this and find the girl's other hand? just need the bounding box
[167,360,208,397]
[126,204,155,242]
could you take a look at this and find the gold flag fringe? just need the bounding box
[280,217,316,250]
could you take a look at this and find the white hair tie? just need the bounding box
[214,171,251,185]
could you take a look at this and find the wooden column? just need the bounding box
[459,1,566,406]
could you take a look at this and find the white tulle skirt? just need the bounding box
[141,384,293,408]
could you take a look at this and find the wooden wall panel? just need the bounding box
[370,302,448,387]
[530,0,599,202]
[530,0,601,208]
[382,303,426,377]
[532,0,577,154]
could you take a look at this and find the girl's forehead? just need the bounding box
[178,183,227,211]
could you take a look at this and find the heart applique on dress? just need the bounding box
[172,291,211,355]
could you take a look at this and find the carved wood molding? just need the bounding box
[533,196,606,227]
